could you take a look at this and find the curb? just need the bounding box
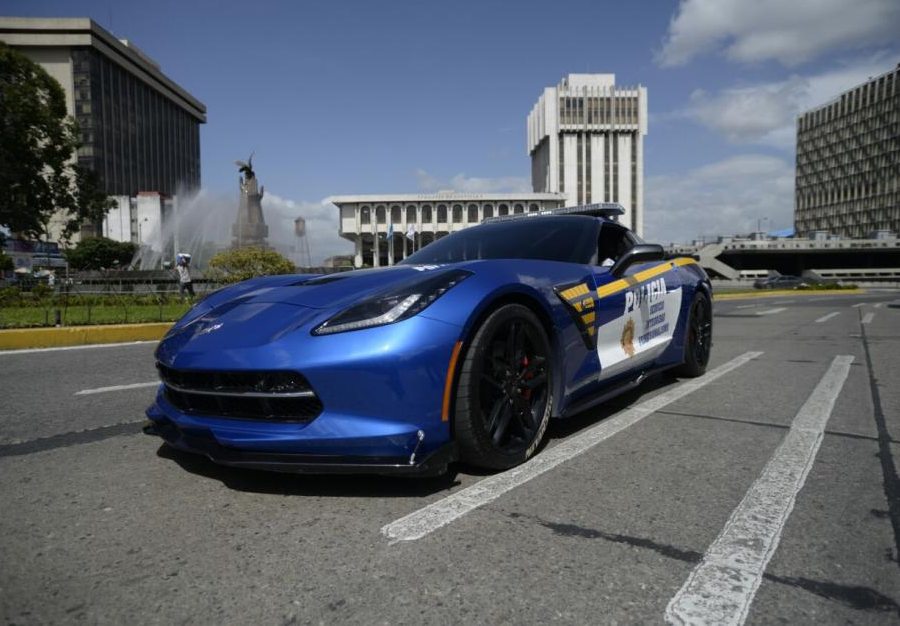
[0,322,172,351]
[714,289,865,301]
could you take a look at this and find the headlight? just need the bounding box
[313,269,472,335]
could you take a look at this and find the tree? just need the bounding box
[208,247,296,284]
[0,42,113,242]
[63,236,137,270]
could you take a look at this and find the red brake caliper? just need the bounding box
[521,356,533,400]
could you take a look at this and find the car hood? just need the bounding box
[155,300,323,366]
[235,265,461,310]
[158,265,477,364]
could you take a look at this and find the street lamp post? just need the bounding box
[137,217,149,268]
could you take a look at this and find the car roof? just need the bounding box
[482,202,626,225]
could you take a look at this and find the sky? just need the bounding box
[6,0,900,261]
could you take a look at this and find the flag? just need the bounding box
[387,222,393,239]
[406,225,416,241]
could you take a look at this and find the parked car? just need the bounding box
[145,204,712,475]
[753,275,803,289]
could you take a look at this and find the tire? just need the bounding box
[674,292,712,378]
[454,304,553,470]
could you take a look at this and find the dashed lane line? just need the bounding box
[814,312,840,323]
[852,303,868,308]
[862,312,875,325]
[735,304,760,309]
[664,355,854,626]
[75,381,159,395]
[756,308,786,316]
[381,351,764,543]
[0,340,157,355]
[874,303,883,308]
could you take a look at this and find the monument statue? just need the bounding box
[231,152,269,248]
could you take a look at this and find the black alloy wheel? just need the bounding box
[675,293,712,377]
[454,304,553,469]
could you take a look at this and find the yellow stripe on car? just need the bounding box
[595,258,697,300]
[560,283,590,301]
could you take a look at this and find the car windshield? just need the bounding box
[401,215,600,265]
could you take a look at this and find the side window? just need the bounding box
[596,223,633,267]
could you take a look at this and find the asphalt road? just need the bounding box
[1,290,899,625]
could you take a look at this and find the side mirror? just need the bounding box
[610,244,665,277]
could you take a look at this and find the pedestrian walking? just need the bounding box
[175,255,194,298]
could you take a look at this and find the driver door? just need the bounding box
[591,223,676,380]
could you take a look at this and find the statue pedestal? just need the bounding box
[232,222,269,249]
[231,160,269,249]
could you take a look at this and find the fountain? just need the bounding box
[128,155,320,271]
[129,189,232,270]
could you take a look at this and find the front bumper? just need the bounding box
[149,313,464,475]
[144,419,457,476]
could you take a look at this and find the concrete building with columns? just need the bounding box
[330,192,565,268]
[527,73,647,236]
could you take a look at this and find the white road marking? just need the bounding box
[75,382,159,395]
[851,303,867,308]
[382,351,763,543]
[862,312,875,324]
[814,312,840,323]
[735,304,760,309]
[664,355,853,626]
[772,300,794,305]
[755,308,786,316]
[0,340,157,356]
[874,303,883,308]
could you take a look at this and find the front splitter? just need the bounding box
[143,421,457,477]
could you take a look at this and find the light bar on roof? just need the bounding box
[482,203,625,224]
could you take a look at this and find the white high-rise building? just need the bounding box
[528,74,647,236]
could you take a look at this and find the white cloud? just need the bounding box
[644,154,794,245]
[261,193,352,265]
[681,53,897,148]
[415,169,530,193]
[657,0,900,67]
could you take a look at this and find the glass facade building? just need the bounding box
[0,17,206,201]
[795,64,900,238]
[71,48,201,197]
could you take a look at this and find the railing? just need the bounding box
[1,266,353,329]
[0,279,223,328]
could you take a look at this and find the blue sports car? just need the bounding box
[145,204,712,475]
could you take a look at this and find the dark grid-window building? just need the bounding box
[795,64,900,238]
[0,17,206,201]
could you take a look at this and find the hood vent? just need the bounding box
[293,274,352,286]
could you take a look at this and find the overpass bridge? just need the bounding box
[666,233,900,282]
